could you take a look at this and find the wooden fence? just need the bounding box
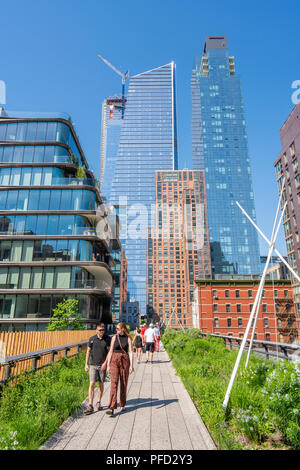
[0,330,93,382]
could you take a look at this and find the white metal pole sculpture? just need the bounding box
[222,192,300,410]
[245,181,286,368]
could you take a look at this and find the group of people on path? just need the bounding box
[84,321,161,417]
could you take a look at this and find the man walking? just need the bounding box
[84,323,111,415]
[143,323,155,364]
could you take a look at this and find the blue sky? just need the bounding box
[1,0,300,254]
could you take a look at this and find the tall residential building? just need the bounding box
[191,36,261,277]
[0,111,114,331]
[100,97,125,203]
[110,62,178,313]
[274,102,300,332]
[147,170,211,327]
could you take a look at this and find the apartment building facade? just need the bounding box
[147,170,211,327]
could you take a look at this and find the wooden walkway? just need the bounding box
[40,349,216,450]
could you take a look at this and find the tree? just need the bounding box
[46,299,85,331]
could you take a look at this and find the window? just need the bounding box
[264,318,269,328]
[225,290,229,298]
[237,304,241,313]
[238,318,243,327]
[227,318,232,327]
[235,290,240,298]
[248,290,253,298]
[214,318,219,328]
[262,304,267,313]
[213,304,218,313]
[226,304,231,313]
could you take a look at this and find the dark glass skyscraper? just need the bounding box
[110,62,178,313]
[191,36,261,276]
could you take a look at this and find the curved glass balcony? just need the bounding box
[0,279,111,293]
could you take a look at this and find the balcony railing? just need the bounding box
[0,227,106,238]
[0,279,112,293]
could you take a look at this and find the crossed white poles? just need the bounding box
[222,180,300,410]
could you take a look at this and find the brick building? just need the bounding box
[274,102,300,328]
[194,279,298,343]
[147,170,211,327]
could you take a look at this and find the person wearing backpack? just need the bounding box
[84,323,111,415]
[106,322,134,416]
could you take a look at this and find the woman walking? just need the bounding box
[132,327,143,363]
[106,322,134,416]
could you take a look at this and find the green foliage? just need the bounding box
[162,328,300,450]
[75,165,86,179]
[0,353,89,449]
[46,299,85,331]
[69,153,79,166]
[261,361,300,447]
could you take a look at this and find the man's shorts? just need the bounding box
[89,365,106,383]
[146,342,155,353]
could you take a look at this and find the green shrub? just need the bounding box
[162,329,300,450]
[0,353,89,449]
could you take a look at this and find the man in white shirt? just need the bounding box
[143,323,156,364]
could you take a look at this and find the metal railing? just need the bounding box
[0,340,89,387]
[0,279,112,293]
[200,332,300,362]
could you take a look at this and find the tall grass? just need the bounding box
[0,353,89,450]
[163,329,300,450]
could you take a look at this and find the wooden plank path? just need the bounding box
[40,349,216,451]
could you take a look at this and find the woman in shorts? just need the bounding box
[133,327,143,363]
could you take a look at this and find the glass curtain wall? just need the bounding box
[110,63,178,313]
[191,37,261,276]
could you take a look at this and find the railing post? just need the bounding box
[32,355,40,371]
[77,344,81,354]
[229,338,232,350]
[5,363,11,382]
[64,347,70,357]
[280,346,288,359]
[51,351,58,362]
[263,344,269,360]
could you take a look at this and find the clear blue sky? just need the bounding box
[1,0,300,255]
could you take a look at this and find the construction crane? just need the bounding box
[98,54,129,119]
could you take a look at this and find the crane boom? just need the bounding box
[98,55,127,79]
[98,54,129,119]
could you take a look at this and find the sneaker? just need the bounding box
[106,409,114,417]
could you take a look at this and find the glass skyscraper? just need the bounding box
[191,36,261,276]
[110,62,178,313]
[0,111,114,331]
[100,97,124,203]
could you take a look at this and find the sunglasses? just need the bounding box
[97,329,105,332]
